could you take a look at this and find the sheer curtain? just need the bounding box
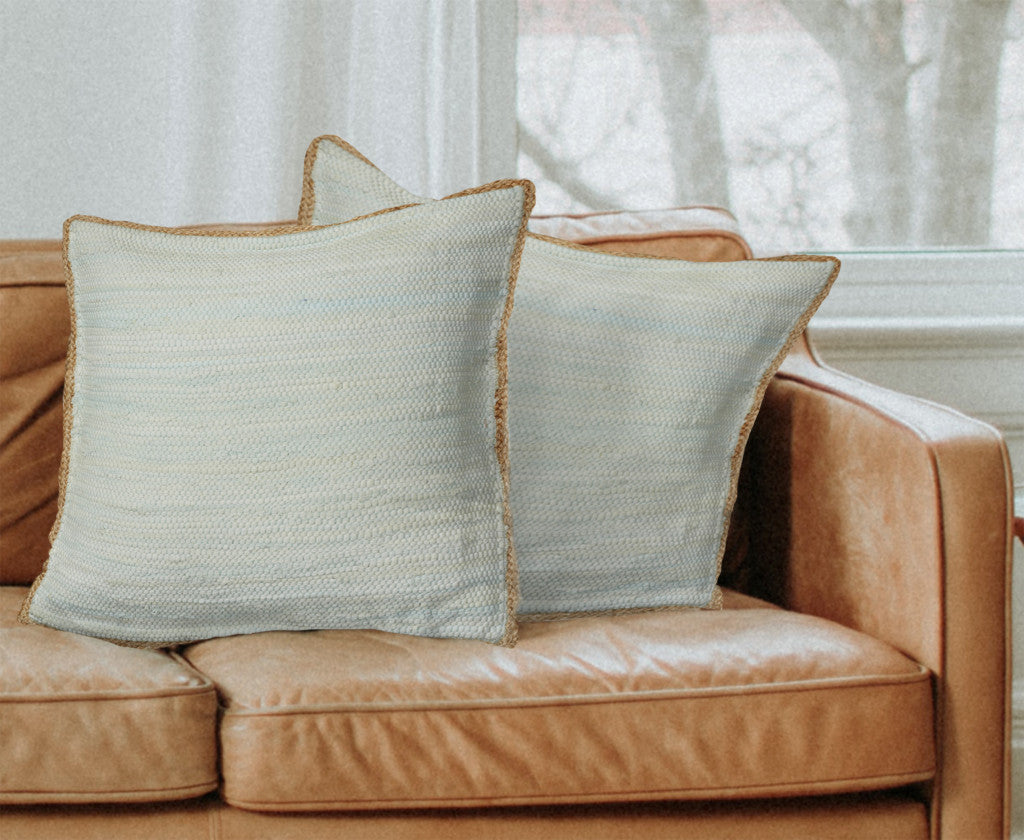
[0,0,517,238]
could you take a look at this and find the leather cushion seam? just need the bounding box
[776,368,1004,448]
[0,684,215,702]
[0,649,213,701]
[0,780,219,798]
[223,769,936,809]
[218,666,930,715]
[563,230,748,246]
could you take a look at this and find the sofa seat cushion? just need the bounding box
[0,792,930,840]
[0,586,218,804]
[183,589,934,811]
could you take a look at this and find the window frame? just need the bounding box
[808,249,1024,324]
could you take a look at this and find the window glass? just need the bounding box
[517,0,1024,251]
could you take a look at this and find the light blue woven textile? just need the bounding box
[302,136,838,617]
[24,183,531,645]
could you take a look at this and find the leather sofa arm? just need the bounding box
[737,344,1013,840]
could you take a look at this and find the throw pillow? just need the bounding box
[300,136,839,618]
[21,179,534,646]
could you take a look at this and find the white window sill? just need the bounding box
[809,250,1024,323]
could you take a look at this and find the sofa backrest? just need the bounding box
[0,210,754,585]
[1,242,67,584]
[529,207,752,261]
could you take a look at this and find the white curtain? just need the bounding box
[0,0,518,238]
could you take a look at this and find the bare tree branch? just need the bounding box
[781,0,914,245]
[620,0,729,207]
[921,0,1012,244]
[517,122,622,211]
[784,0,1011,246]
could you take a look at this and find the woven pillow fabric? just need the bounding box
[300,136,839,617]
[21,180,533,646]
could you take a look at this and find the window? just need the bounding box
[517,0,1024,254]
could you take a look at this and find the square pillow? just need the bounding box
[300,136,839,618]
[20,179,534,646]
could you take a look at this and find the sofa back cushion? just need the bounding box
[529,207,752,262]
[1,243,67,584]
[181,588,934,811]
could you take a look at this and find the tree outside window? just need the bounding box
[517,0,1023,252]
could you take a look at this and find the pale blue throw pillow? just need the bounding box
[300,136,839,617]
[23,181,534,645]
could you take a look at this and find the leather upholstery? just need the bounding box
[184,589,933,811]
[0,800,215,840]
[0,214,1011,838]
[0,792,929,839]
[739,348,1014,840]
[0,245,66,584]
[0,587,219,804]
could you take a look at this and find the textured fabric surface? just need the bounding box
[0,212,751,587]
[21,181,533,645]
[183,588,933,810]
[300,136,839,616]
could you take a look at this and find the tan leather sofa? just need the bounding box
[0,212,1014,839]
